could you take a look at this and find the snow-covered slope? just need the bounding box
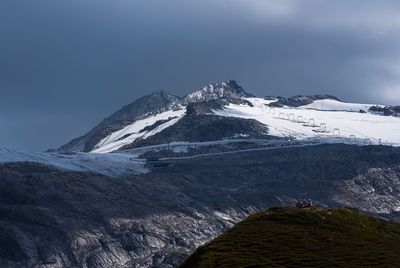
[91,109,186,153]
[57,91,181,152]
[214,98,400,146]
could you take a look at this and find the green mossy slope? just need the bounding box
[181,207,400,268]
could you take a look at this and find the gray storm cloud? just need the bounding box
[0,0,399,150]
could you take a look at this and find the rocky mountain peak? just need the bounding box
[182,80,254,104]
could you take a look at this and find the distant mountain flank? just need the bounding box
[57,80,400,153]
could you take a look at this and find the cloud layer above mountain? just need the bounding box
[1,0,399,150]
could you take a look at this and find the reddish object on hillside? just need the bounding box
[296,200,314,208]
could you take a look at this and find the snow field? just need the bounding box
[213,98,400,146]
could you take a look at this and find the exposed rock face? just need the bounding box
[185,98,253,116]
[1,144,400,267]
[185,100,225,116]
[268,95,340,107]
[120,115,270,150]
[181,80,253,105]
[369,105,400,116]
[333,166,400,213]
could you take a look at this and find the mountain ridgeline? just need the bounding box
[56,80,400,154]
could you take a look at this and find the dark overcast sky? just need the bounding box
[1,0,400,151]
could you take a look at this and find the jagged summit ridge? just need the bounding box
[182,80,254,104]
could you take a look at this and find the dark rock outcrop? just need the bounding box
[369,105,400,116]
[268,95,340,107]
[185,98,252,116]
[120,115,270,149]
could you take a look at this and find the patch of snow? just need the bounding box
[92,109,186,153]
[245,97,277,106]
[213,211,234,222]
[0,148,148,177]
[301,99,379,112]
[233,134,250,138]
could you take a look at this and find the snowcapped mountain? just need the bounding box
[57,80,400,153]
[58,81,252,153]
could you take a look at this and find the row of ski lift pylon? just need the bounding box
[266,107,381,145]
[273,111,332,133]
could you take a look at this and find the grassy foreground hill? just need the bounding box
[180,207,400,267]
